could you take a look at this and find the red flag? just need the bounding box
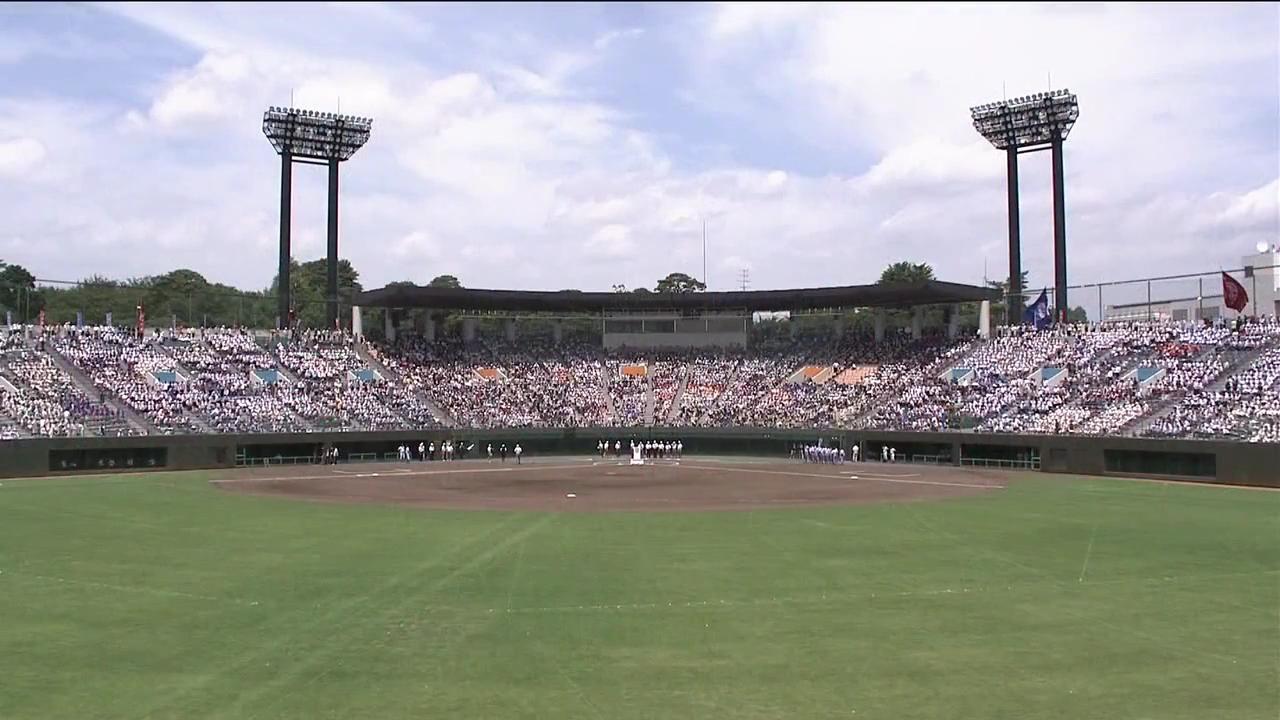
[1222,272,1249,313]
[136,303,146,337]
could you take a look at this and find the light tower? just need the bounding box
[971,90,1079,322]
[263,107,372,330]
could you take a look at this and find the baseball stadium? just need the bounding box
[2,5,1279,720]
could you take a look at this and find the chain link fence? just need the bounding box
[1048,264,1277,325]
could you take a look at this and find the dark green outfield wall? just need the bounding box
[1,428,1277,488]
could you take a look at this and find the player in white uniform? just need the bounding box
[514,443,523,465]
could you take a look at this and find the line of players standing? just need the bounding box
[597,439,683,459]
[396,441,524,463]
[793,444,900,464]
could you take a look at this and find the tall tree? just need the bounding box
[655,272,706,293]
[0,261,38,319]
[428,275,462,289]
[267,258,362,329]
[878,262,936,285]
[985,271,1032,325]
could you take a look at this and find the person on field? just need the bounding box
[487,443,493,461]
[500,444,508,462]
[429,441,436,462]
[514,443,523,464]
[881,445,889,462]
[851,444,859,463]
[418,442,426,462]
[890,447,897,463]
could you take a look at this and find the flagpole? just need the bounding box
[1251,273,1257,317]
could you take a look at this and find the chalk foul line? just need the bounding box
[214,463,589,485]
[470,568,1279,617]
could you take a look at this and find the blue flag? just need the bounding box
[1023,289,1051,330]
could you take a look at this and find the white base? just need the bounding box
[630,458,645,465]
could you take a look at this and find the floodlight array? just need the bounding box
[969,89,1079,150]
[262,106,373,161]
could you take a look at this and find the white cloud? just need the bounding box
[1214,179,1280,231]
[584,224,635,259]
[0,2,1273,302]
[593,28,644,51]
[0,137,46,176]
[858,139,1001,191]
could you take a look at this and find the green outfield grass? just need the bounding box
[0,469,1276,719]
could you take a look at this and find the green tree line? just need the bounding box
[0,258,1087,338]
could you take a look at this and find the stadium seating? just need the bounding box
[2,318,1277,441]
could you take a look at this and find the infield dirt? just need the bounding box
[212,458,1012,512]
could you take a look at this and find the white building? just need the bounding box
[1104,246,1279,323]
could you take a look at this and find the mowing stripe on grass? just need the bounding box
[371,567,1273,617]
[130,511,531,719]
[1,568,259,606]
[223,513,558,717]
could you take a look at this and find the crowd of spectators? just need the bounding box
[54,327,204,433]
[0,347,130,437]
[2,317,1277,441]
[649,359,684,424]
[1145,343,1280,441]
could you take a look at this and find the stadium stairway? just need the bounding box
[354,342,456,426]
[1206,340,1280,393]
[44,346,155,435]
[137,344,213,432]
[643,376,657,426]
[600,364,619,423]
[841,337,982,428]
[1119,343,1271,437]
[666,371,688,424]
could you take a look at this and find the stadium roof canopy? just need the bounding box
[355,280,999,313]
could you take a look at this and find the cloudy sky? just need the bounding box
[0,2,1275,297]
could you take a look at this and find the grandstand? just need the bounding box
[2,286,1278,441]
